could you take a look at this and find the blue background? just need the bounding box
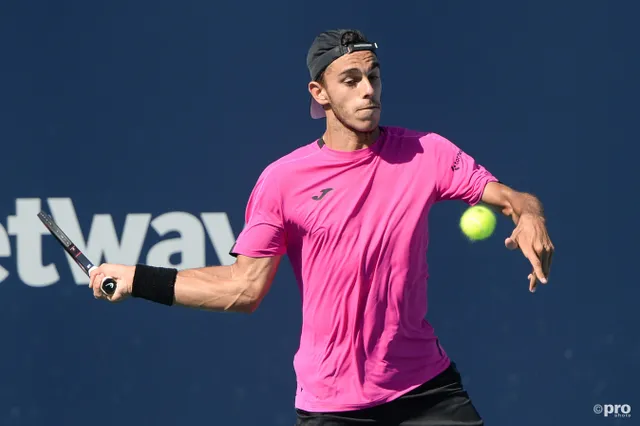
[0,1,636,425]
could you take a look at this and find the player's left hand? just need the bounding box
[89,264,135,302]
[504,213,554,293]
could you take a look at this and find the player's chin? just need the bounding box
[352,110,381,132]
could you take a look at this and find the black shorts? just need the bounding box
[295,362,483,426]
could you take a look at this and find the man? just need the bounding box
[89,29,554,425]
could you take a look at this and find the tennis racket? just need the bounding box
[37,211,117,296]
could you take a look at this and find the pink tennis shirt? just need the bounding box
[231,126,498,412]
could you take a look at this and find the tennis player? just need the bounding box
[90,29,554,425]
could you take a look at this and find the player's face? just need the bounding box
[318,51,382,132]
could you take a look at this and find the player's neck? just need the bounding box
[322,120,380,152]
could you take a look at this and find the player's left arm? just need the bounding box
[431,132,555,292]
[480,181,555,292]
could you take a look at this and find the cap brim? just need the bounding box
[310,98,325,119]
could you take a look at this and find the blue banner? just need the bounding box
[1,1,635,425]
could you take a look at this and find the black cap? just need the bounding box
[306,29,378,119]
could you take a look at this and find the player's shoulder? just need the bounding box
[382,125,454,150]
[254,140,321,182]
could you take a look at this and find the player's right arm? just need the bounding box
[172,254,282,313]
[89,254,282,313]
[90,163,288,312]
[172,165,288,312]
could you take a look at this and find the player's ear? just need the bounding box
[309,81,329,106]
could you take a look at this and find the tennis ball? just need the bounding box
[460,205,496,241]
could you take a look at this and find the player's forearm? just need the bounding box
[173,265,261,313]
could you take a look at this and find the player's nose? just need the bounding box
[361,78,375,97]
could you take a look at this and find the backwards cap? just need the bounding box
[306,29,378,119]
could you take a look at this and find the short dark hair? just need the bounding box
[315,30,368,84]
[340,30,367,47]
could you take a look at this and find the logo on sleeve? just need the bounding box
[312,188,333,201]
[451,149,462,171]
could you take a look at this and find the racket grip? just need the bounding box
[101,277,117,296]
[87,266,118,296]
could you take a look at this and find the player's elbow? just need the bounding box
[237,297,261,314]
[225,254,281,313]
[229,258,277,314]
[231,279,268,314]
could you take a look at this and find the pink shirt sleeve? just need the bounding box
[230,170,287,258]
[431,133,499,205]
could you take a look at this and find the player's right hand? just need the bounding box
[89,264,135,302]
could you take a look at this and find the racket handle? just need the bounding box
[101,277,117,296]
[87,266,118,296]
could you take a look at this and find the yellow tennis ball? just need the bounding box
[460,205,496,241]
